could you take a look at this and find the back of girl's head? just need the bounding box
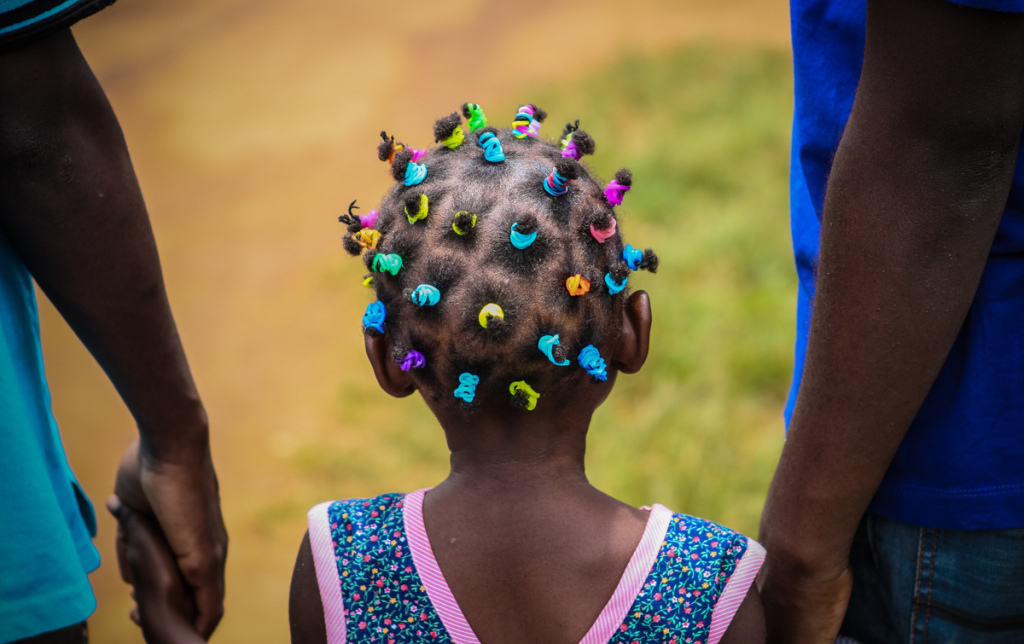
[343,104,657,413]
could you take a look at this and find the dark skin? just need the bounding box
[0,30,226,639]
[757,0,1024,641]
[290,291,765,643]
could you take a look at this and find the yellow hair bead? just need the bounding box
[405,193,429,224]
[362,274,374,288]
[478,303,504,328]
[452,212,477,236]
[565,274,591,296]
[442,125,465,149]
[355,229,380,250]
[509,381,540,410]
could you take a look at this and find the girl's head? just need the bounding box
[344,104,657,425]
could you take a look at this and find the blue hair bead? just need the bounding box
[404,162,427,186]
[604,273,628,295]
[453,372,480,403]
[577,345,608,381]
[538,334,570,366]
[477,131,505,163]
[362,301,386,334]
[543,169,570,196]
[410,284,441,306]
[623,244,644,271]
[510,223,537,249]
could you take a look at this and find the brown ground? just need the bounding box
[47,1,789,640]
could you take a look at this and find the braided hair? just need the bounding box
[344,104,657,411]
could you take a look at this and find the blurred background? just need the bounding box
[52,0,794,640]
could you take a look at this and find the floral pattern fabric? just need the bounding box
[326,494,749,643]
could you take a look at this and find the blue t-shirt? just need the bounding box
[788,0,1024,530]
[0,232,99,642]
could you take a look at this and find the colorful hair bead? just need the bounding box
[590,217,617,244]
[434,113,466,150]
[604,273,627,294]
[404,193,429,224]
[566,274,591,296]
[512,104,546,139]
[452,211,477,236]
[561,130,595,161]
[362,301,386,335]
[453,372,480,403]
[510,222,537,249]
[509,380,540,410]
[538,334,570,366]
[362,274,374,288]
[622,244,659,272]
[605,169,633,206]
[399,349,426,371]
[462,103,488,132]
[410,284,441,306]
[477,130,505,163]
[404,161,427,186]
[355,229,380,250]
[623,245,644,271]
[577,345,608,381]
[410,148,428,162]
[360,209,379,229]
[544,158,579,197]
[372,253,403,276]
[478,303,504,328]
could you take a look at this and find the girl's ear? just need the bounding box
[364,333,417,398]
[612,290,651,375]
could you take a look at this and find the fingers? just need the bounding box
[178,550,226,637]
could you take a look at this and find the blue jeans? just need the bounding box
[839,514,1024,643]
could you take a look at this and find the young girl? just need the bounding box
[289,104,766,644]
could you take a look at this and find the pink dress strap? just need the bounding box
[307,501,348,643]
[706,537,766,644]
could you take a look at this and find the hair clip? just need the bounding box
[566,274,591,296]
[477,130,505,163]
[434,112,465,150]
[362,301,386,335]
[605,169,633,206]
[462,103,488,133]
[538,334,570,366]
[604,273,627,294]
[452,211,477,236]
[399,349,426,371]
[544,158,579,197]
[510,222,537,249]
[454,372,480,403]
[372,253,403,275]
[561,129,595,161]
[362,274,374,288]
[622,244,659,272]
[577,345,608,381]
[404,193,429,224]
[590,217,617,244]
[509,380,540,410]
[478,303,504,328]
[411,284,441,306]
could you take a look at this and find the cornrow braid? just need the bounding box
[343,104,657,412]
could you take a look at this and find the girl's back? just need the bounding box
[290,105,765,643]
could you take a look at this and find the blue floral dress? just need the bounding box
[306,490,764,644]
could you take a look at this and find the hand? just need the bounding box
[757,554,853,644]
[115,439,228,638]
[106,495,207,644]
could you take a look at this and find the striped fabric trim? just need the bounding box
[706,537,766,644]
[403,488,482,644]
[578,504,673,644]
[307,502,348,644]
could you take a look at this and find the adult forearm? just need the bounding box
[0,30,207,462]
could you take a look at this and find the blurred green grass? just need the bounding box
[294,44,795,538]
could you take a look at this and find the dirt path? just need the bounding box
[46,1,789,640]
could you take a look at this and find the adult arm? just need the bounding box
[758,0,1024,641]
[0,30,227,637]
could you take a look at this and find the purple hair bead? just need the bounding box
[561,139,581,160]
[359,209,379,229]
[605,180,631,207]
[399,349,426,371]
